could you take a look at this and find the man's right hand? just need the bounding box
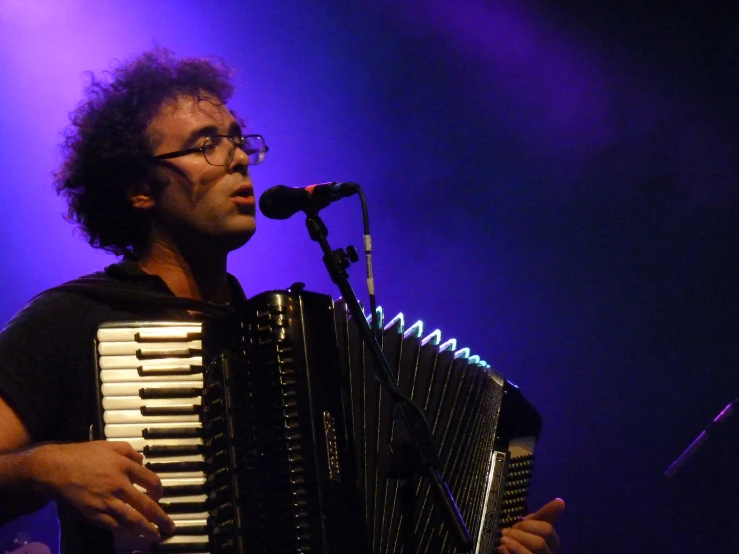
[25,441,175,541]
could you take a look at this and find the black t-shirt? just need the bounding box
[0,259,245,553]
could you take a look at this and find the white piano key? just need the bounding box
[99,356,204,370]
[159,535,210,545]
[168,510,210,520]
[103,422,202,438]
[161,494,208,504]
[142,454,204,465]
[103,410,200,424]
[102,381,204,397]
[102,396,203,410]
[107,437,203,451]
[100,368,204,382]
[97,324,202,343]
[162,476,207,487]
[149,469,207,480]
[161,472,207,483]
[135,327,201,342]
[98,340,203,356]
[171,517,207,527]
[99,355,203,368]
[134,473,206,494]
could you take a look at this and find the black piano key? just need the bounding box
[137,364,203,376]
[134,330,201,343]
[162,484,205,496]
[143,427,202,439]
[146,461,205,472]
[140,387,202,399]
[141,405,201,416]
[137,347,202,359]
[144,444,203,457]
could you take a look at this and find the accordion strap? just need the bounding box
[47,277,234,318]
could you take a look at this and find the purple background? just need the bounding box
[1,1,738,552]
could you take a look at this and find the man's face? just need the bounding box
[145,92,256,253]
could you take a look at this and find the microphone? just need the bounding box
[259,182,359,220]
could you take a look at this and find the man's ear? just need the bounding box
[128,183,155,210]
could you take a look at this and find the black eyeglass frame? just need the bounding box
[151,134,269,166]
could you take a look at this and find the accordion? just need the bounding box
[93,289,542,553]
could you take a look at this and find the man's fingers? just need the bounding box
[123,464,174,535]
[509,520,560,553]
[523,498,565,524]
[106,440,144,463]
[123,487,174,534]
[502,527,551,554]
[81,498,157,541]
[108,498,163,541]
[499,535,535,554]
[118,473,174,535]
[116,444,175,535]
[88,512,123,534]
[127,461,164,501]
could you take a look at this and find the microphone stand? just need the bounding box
[304,209,473,553]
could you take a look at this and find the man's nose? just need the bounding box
[229,145,250,173]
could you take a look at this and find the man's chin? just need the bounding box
[222,226,256,252]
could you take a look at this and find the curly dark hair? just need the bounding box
[54,48,235,257]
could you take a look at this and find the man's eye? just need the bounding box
[204,137,223,151]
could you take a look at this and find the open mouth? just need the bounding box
[231,183,254,198]
[231,184,255,208]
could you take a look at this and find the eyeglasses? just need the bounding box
[152,134,269,166]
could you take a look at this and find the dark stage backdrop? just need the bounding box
[1,1,737,552]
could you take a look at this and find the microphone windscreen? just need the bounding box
[259,185,312,220]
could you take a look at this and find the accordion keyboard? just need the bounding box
[95,322,211,553]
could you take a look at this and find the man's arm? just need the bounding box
[0,394,40,520]
[0,393,31,451]
[0,395,175,539]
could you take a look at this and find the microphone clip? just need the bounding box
[259,181,360,220]
[305,181,359,211]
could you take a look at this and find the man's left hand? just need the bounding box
[498,497,564,554]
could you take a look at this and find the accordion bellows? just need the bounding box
[94,289,542,553]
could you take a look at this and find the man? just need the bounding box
[0,49,562,553]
